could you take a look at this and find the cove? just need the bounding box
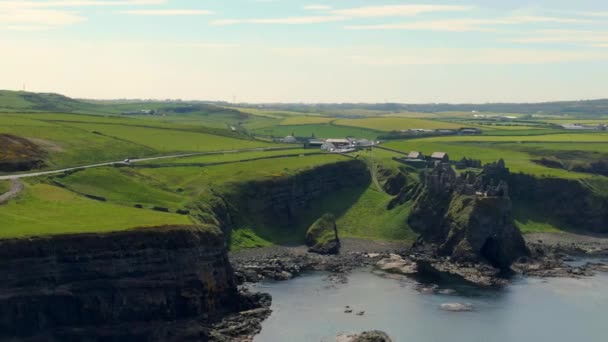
[253,269,608,342]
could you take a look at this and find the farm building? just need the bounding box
[321,142,337,151]
[281,135,298,143]
[307,139,326,148]
[355,139,374,148]
[431,152,449,162]
[407,151,423,159]
[326,138,352,148]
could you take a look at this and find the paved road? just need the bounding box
[0,146,298,180]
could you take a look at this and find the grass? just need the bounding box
[139,148,316,165]
[0,115,156,168]
[0,180,9,194]
[135,154,347,191]
[0,113,281,170]
[279,116,334,125]
[57,167,187,209]
[336,186,416,241]
[384,133,608,179]
[59,122,271,153]
[253,123,381,139]
[513,202,569,234]
[333,117,465,131]
[0,183,190,238]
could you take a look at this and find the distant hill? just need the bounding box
[230,99,608,117]
[2,90,607,118]
[0,90,247,120]
[0,90,97,113]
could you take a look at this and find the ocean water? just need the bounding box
[253,268,608,342]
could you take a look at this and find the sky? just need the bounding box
[0,0,608,103]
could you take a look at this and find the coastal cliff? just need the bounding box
[0,225,264,341]
[193,159,371,243]
[408,161,529,269]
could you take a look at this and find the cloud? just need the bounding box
[211,16,346,26]
[344,48,608,65]
[0,9,86,29]
[506,29,608,47]
[346,16,591,32]
[0,0,167,30]
[346,19,513,32]
[304,5,332,11]
[0,0,166,8]
[121,9,213,16]
[332,4,473,17]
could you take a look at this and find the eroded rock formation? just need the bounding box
[408,161,529,269]
[306,213,340,254]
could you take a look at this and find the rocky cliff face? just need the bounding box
[0,225,255,341]
[408,161,528,269]
[194,160,370,237]
[509,174,608,233]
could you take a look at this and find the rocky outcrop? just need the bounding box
[408,161,529,269]
[306,213,340,254]
[337,331,393,342]
[0,225,263,341]
[0,134,46,172]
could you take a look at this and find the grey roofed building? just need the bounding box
[431,152,449,161]
[356,139,373,147]
[326,138,351,145]
[407,151,423,159]
[320,142,336,151]
[283,135,298,143]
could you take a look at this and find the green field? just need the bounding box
[0,183,190,238]
[135,154,347,191]
[0,113,278,170]
[139,148,316,165]
[279,116,334,125]
[253,123,381,139]
[58,121,271,152]
[334,117,465,131]
[58,167,187,209]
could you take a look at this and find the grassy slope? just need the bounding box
[0,180,9,194]
[58,167,187,209]
[0,115,156,168]
[0,183,190,238]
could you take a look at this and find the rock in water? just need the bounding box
[306,213,340,255]
[337,330,393,342]
[440,303,474,312]
[375,254,417,275]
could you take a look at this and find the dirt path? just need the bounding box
[0,179,24,205]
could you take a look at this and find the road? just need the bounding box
[0,146,299,180]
